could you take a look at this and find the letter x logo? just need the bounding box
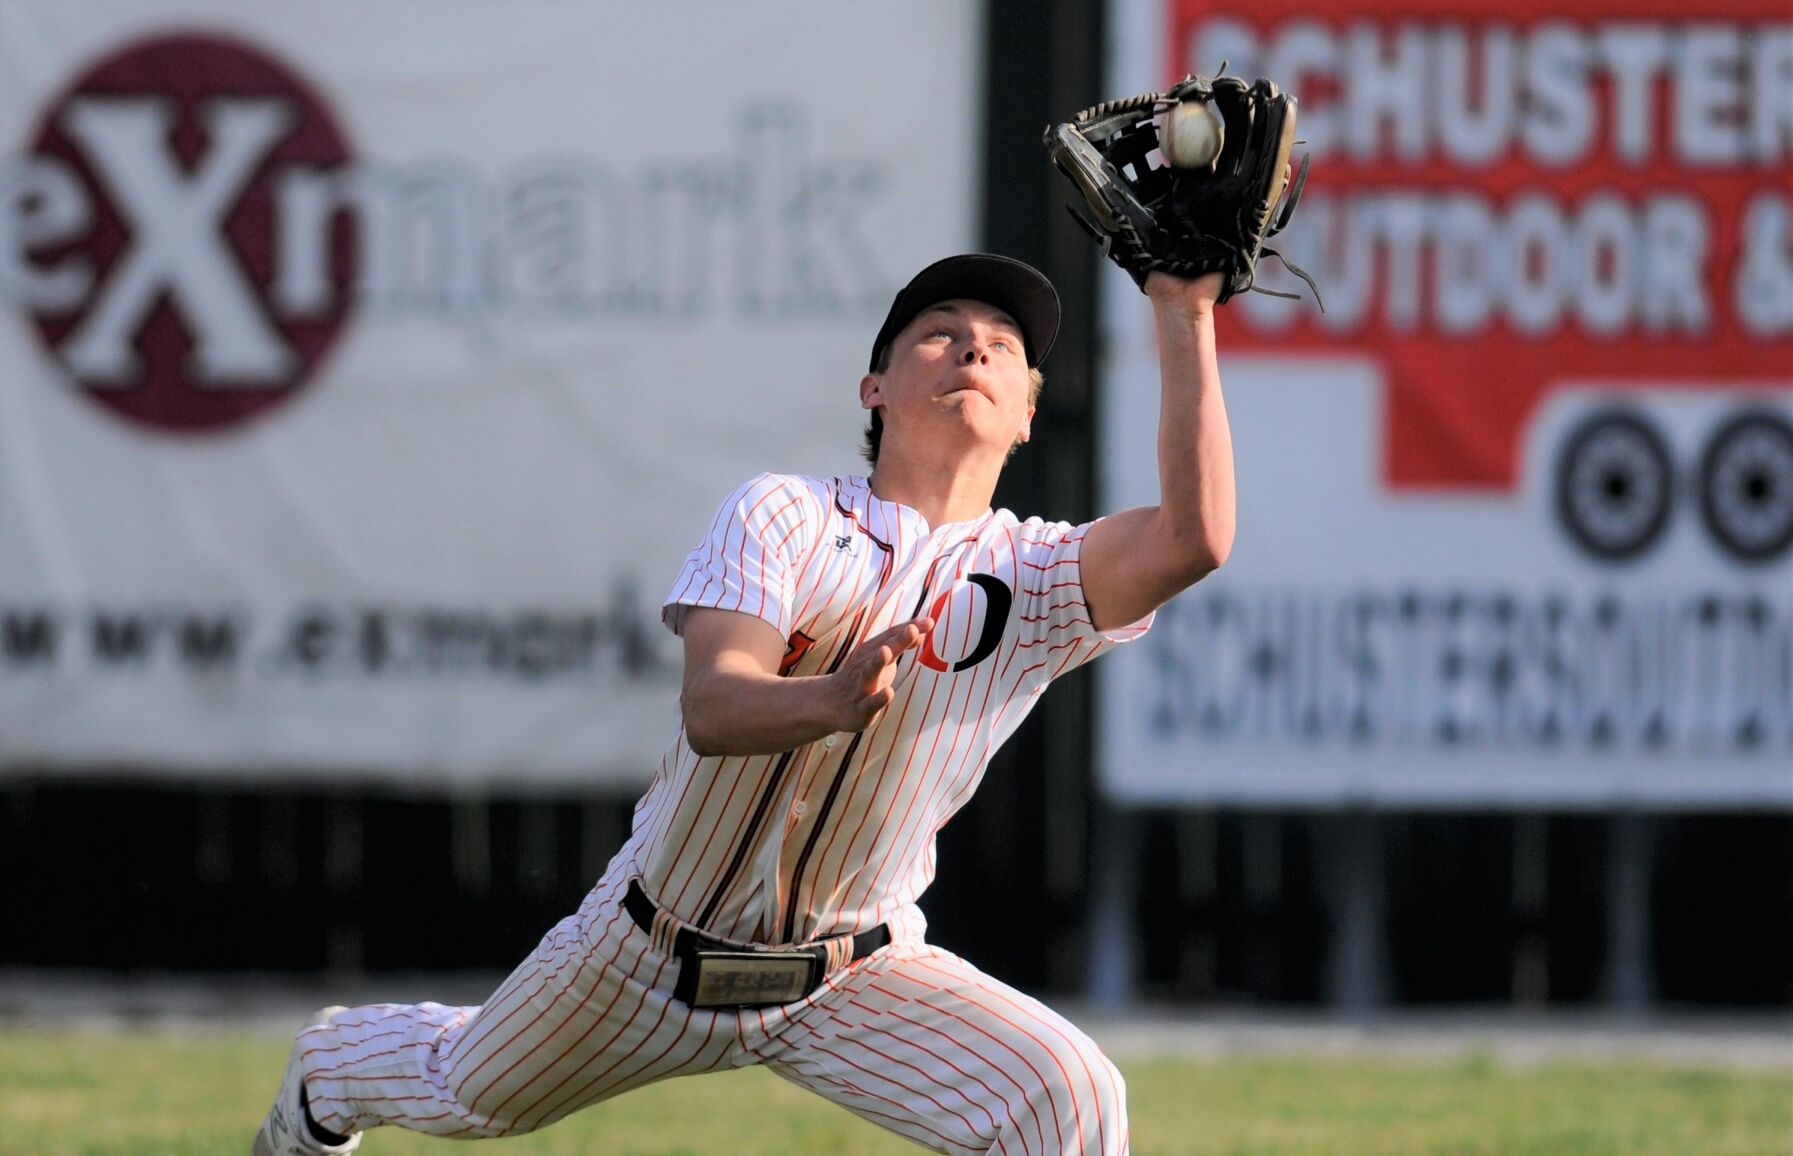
[59,98,296,385]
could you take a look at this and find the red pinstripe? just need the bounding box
[810,1040,990,1145]
[787,525,850,633]
[851,663,979,905]
[910,956,1118,1149]
[1014,634,1095,684]
[660,753,775,915]
[744,493,803,620]
[465,937,660,1126]
[875,568,1014,864]
[866,974,1057,1150]
[813,1086,965,1150]
[867,647,1007,892]
[769,964,1053,1153]
[501,963,668,1126]
[797,634,944,917]
[302,1026,408,1059]
[447,903,637,1106]
[535,1001,724,1122]
[308,1042,426,1078]
[907,963,1086,1140]
[636,750,760,889]
[862,999,1031,1138]
[445,940,610,1085]
[1050,638,1094,680]
[853,1018,1009,1138]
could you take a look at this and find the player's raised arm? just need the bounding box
[1079,270,1234,632]
[1048,73,1317,633]
[678,606,934,757]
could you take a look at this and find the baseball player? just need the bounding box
[254,253,1234,1155]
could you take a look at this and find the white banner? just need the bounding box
[0,1,986,786]
[1096,0,1793,807]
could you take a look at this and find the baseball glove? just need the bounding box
[1045,71,1320,306]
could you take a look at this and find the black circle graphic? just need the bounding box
[1554,410,1673,561]
[1698,411,1793,564]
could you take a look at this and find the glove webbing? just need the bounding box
[1071,92,1167,126]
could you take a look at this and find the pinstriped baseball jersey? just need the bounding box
[641,471,1152,947]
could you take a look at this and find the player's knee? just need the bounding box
[1020,1037,1128,1153]
[1086,1049,1128,1140]
[1097,1049,1126,1109]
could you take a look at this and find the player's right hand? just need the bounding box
[823,617,934,734]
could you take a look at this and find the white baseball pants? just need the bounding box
[299,873,1128,1155]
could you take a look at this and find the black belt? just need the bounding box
[625,878,890,1009]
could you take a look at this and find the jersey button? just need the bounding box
[793,801,809,817]
[823,734,839,749]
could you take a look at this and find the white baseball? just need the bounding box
[1161,100,1225,168]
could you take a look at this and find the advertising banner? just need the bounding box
[1099,0,1793,806]
[0,1,985,786]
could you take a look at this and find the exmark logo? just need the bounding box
[9,33,356,434]
[6,31,895,438]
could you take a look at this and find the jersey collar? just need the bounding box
[842,475,993,541]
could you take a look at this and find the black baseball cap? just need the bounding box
[868,253,1060,371]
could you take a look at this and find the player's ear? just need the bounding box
[1019,404,1034,443]
[859,373,883,411]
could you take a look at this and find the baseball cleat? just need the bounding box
[252,1005,362,1155]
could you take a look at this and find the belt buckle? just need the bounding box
[686,949,819,1009]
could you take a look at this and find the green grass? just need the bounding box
[3,1027,1789,1155]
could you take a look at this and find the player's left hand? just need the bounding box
[821,616,935,734]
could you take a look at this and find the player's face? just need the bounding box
[862,299,1035,461]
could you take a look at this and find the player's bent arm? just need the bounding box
[678,606,934,757]
[1080,271,1235,632]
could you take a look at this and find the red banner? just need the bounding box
[1169,0,1793,490]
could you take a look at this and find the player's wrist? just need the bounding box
[1153,305,1217,352]
[798,670,858,737]
[1146,271,1223,311]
